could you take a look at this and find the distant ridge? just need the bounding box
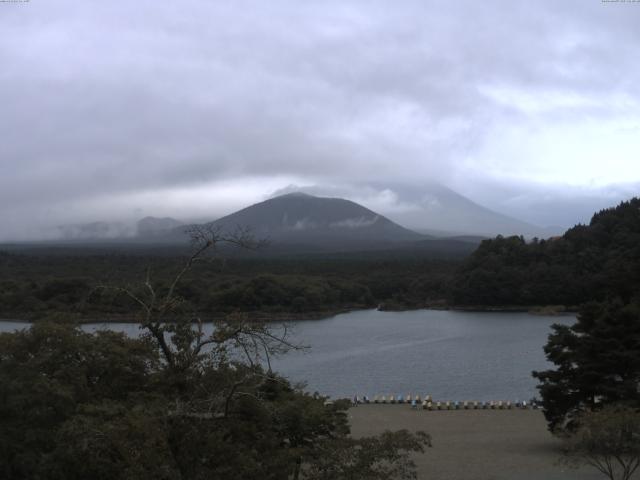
[53,216,183,241]
[56,221,135,240]
[272,182,560,238]
[137,216,183,237]
[363,182,557,237]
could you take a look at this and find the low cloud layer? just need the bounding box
[1,1,639,239]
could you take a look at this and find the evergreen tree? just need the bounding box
[533,300,640,432]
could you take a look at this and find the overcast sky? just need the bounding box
[1,0,639,239]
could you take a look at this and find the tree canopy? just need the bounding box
[0,227,431,479]
[452,198,640,307]
[533,300,640,432]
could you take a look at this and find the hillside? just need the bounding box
[171,192,426,251]
[451,197,640,306]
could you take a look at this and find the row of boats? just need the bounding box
[352,395,540,410]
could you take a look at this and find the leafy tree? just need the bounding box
[533,300,640,432]
[0,225,431,479]
[0,322,159,479]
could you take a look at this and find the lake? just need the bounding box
[0,309,574,401]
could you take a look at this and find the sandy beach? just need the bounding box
[349,405,603,480]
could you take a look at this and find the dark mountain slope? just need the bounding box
[176,193,426,251]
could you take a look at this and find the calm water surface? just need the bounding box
[0,309,574,401]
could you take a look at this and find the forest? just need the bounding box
[1,198,639,322]
[451,198,640,307]
[0,248,457,321]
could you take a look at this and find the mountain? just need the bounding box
[272,182,560,238]
[137,216,183,237]
[365,182,559,238]
[173,193,426,251]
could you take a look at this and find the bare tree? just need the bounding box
[100,224,295,372]
[97,224,308,420]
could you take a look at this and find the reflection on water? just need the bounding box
[0,309,574,400]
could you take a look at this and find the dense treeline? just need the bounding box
[0,250,457,320]
[451,198,640,307]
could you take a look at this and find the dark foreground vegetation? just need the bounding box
[0,322,431,480]
[0,232,431,479]
[533,299,640,431]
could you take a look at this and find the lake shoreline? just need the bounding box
[0,303,578,324]
[3,309,574,400]
[0,307,360,324]
[432,304,577,315]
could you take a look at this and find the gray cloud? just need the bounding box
[1,1,639,239]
